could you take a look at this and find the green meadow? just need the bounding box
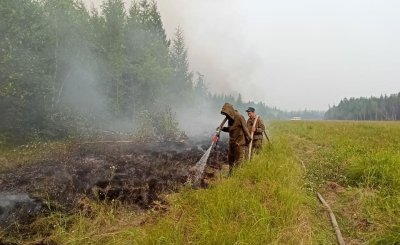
[2,121,400,244]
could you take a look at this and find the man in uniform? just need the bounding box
[219,103,252,175]
[246,107,265,154]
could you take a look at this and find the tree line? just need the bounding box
[325,93,400,120]
[0,0,322,145]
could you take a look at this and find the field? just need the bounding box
[1,121,400,244]
[275,121,400,244]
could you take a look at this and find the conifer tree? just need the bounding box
[170,27,193,103]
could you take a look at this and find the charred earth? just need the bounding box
[0,137,228,234]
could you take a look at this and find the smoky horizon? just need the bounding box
[156,0,400,111]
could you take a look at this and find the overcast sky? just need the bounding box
[84,0,400,110]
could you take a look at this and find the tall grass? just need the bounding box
[5,121,399,244]
[274,121,400,244]
[48,134,333,244]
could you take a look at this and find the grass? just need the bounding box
[43,133,333,245]
[0,140,70,173]
[2,121,400,244]
[274,121,400,244]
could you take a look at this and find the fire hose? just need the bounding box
[212,117,228,149]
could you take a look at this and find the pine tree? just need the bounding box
[170,27,193,103]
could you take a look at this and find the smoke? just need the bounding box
[61,56,107,116]
[55,37,136,133]
[58,1,280,138]
[156,0,263,98]
[48,2,136,135]
[81,0,400,112]
[83,0,264,104]
[59,2,217,137]
[156,0,400,111]
[0,192,42,225]
[175,99,222,137]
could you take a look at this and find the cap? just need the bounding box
[245,107,255,112]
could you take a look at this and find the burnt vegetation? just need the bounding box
[0,139,228,233]
[0,0,234,238]
[0,0,320,242]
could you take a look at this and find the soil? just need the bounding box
[0,137,228,232]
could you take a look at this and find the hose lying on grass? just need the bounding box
[317,192,346,245]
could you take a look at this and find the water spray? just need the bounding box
[189,117,228,184]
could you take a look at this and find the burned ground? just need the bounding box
[0,137,228,233]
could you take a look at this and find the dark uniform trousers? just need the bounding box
[228,143,246,173]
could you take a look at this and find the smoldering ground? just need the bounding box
[0,1,234,238]
[0,138,228,233]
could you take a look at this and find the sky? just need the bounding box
[84,0,400,111]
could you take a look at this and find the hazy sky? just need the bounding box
[84,0,400,110]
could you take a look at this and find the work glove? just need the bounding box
[212,134,219,144]
[245,136,252,145]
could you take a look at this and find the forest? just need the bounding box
[325,93,400,120]
[0,0,325,146]
[1,2,400,244]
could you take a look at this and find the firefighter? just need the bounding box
[246,107,265,154]
[219,103,252,175]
